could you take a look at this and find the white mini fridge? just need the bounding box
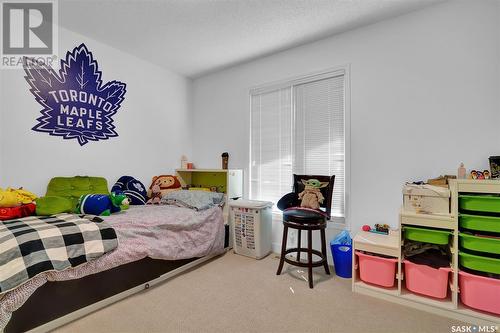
[229,200,273,259]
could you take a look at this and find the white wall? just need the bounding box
[0,26,192,195]
[192,0,500,252]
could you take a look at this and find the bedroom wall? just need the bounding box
[191,0,500,252]
[0,26,192,195]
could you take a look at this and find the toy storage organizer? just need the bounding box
[352,180,500,326]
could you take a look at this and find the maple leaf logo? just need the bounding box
[23,43,127,146]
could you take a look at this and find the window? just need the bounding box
[250,68,346,219]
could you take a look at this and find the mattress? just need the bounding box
[0,205,225,330]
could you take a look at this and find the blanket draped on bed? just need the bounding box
[0,205,224,330]
[0,214,117,293]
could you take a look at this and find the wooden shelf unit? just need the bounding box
[352,179,500,326]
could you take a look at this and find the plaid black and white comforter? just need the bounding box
[0,213,118,293]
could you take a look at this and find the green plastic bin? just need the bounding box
[459,233,500,255]
[403,226,451,245]
[459,213,500,233]
[459,252,500,275]
[459,195,500,214]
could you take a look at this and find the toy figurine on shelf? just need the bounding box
[457,163,466,179]
[361,224,389,235]
[469,170,490,180]
[221,152,229,169]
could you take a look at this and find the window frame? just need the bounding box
[248,65,351,228]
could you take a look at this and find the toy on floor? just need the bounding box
[76,193,129,216]
[362,224,390,235]
[147,175,181,199]
[298,179,329,210]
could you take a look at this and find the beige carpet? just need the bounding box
[54,252,463,333]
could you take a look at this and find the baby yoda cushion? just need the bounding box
[297,179,329,210]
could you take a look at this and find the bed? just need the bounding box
[1,204,228,333]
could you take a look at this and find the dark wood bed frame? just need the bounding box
[5,225,230,333]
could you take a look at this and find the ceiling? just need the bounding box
[60,0,443,78]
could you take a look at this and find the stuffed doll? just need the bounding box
[146,185,162,204]
[76,193,129,216]
[147,175,181,199]
[0,187,37,208]
[0,189,21,208]
[298,179,329,210]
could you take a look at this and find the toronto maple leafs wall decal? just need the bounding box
[22,43,127,146]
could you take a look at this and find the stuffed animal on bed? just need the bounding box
[111,176,148,205]
[146,185,162,204]
[147,175,181,199]
[76,193,130,216]
[0,187,37,207]
[298,179,329,210]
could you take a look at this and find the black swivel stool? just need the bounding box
[276,174,335,288]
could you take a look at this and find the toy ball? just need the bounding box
[362,225,371,231]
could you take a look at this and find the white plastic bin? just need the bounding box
[230,200,273,259]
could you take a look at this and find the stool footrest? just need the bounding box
[283,248,327,268]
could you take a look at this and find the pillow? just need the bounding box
[112,176,147,205]
[35,196,75,215]
[161,190,224,211]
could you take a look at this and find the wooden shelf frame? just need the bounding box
[352,179,500,325]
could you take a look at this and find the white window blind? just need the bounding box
[250,71,345,218]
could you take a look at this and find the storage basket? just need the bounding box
[459,271,500,315]
[459,195,500,214]
[230,200,273,259]
[356,251,397,287]
[403,260,451,299]
[459,233,500,255]
[403,226,451,245]
[459,252,500,275]
[402,184,450,215]
[459,213,500,233]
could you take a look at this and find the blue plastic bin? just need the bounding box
[331,243,352,278]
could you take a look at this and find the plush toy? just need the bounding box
[0,187,37,208]
[147,175,181,199]
[146,185,162,204]
[298,179,329,210]
[0,189,21,208]
[0,203,36,220]
[76,193,130,216]
[112,176,148,205]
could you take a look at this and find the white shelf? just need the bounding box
[353,179,500,325]
[353,281,399,296]
[176,168,230,173]
[399,288,455,310]
[353,231,400,257]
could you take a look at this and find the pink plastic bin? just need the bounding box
[403,260,451,299]
[356,251,397,287]
[459,271,500,315]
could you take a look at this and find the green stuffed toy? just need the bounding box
[298,179,329,210]
[76,193,130,216]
